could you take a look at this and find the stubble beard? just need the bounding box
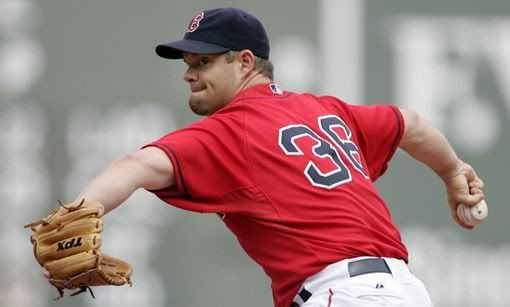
[188,97,209,116]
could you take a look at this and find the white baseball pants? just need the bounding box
[291,257,433,307]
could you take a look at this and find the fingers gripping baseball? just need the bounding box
[468,176,485,195]
[25,200,133,299]
[444,162,487,228]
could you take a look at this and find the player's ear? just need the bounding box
[238,50,256,75]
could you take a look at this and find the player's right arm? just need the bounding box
[73,146,175,214]
[398,109,485,228]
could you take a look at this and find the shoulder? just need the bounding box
[157,109,245,146]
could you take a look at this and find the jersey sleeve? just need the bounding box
[143,112,252,213]
[347,104,404,180]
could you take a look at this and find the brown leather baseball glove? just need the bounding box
[24,199,132,299]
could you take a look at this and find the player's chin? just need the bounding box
[188,97,209,116]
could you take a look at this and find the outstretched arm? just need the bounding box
[398,109,485,229]
[73,146,175,214]
[41,146,174,279]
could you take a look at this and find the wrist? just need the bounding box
[437,159,464,183]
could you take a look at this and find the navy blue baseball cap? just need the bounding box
[156,8,270,60]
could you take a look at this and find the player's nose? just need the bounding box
[183,69,197,83]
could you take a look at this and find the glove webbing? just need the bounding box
[55,286,95,300]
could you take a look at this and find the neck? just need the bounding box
[237,72,271,94]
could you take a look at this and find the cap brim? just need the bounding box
[155,39,230,59]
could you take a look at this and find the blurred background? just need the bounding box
[1,0,509,306]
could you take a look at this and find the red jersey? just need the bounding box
[145,83,408,307]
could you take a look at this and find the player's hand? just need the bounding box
[442,160,485,229]
[25,200,133,299]
[42,267,51,279]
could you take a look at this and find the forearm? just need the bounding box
[399,109,486,228]
[74,155,144,214]
[73,147,175,214]
[399,110,461,181]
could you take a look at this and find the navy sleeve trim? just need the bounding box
[165,145,190,197]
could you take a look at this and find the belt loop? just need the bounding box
[298,288,312,302]
[291,287,312,307]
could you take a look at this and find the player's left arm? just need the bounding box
[37,146,175,281]
[398,109,485,228]
[73,146,175,214]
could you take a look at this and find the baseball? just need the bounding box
[457,199,488,226]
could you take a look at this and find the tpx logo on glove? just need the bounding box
[57,237,83,251]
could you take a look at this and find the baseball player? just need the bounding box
[34,7,486,307]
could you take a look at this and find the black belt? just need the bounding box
[291,258,392,307]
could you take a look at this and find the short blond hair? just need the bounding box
[225,51,274,80]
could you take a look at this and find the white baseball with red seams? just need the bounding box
[457,200,488,226]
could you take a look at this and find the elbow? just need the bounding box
[113,152,141,168]
[399,109,425,150]
[118,147,175,190]
[109,151,164,191]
